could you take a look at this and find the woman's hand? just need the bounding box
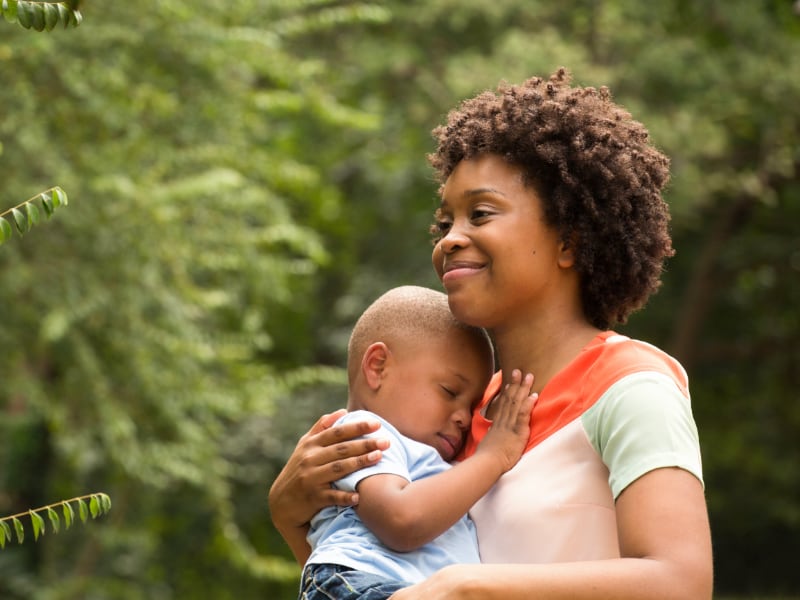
[389,565,471,600]
[267,409,389,562]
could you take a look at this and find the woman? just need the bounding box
[269,68,713,599]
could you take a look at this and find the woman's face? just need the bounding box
[432,155,574,331]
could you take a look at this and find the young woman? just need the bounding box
[269,68,713,600]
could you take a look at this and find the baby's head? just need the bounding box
[347,286,494,460]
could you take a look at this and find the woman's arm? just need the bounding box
[267,409,389,563]
[389,467,713,600]
[357,373,536,551]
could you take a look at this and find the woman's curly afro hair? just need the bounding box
[428,67,675,330]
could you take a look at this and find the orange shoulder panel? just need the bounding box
[461,332,688,458]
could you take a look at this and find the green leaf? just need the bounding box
[30,510,45,541]
[78,499,88,523]
[0,217,11,244]
[26,201,41,226]
[62,501,74,529]
[11,207,28,234]
[16,0,32,28]
[0,521,11,547]
[2,0,19,24]
[55,186,68,206]
[52,187,65,208]
[42,193,54,217]
[89,496,99,518]
[13,518,24,544]
[47,508,60,534]
[61,2,81,28]
[30,1,45,31]
[56,2,70,26]
[43,2,58,30]
[99,494,112,513]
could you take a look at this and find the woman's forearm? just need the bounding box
[401,555,710,600]
[275,521,312,565]
[390,468,713,600]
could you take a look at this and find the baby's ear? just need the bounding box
[361,342,390,390]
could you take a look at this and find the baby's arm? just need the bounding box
[355,370,536,552]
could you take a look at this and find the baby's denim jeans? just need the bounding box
[299,563,411,600]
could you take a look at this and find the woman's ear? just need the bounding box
[361,342,390,391]
[557,235,577,269]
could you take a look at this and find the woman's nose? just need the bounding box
[433,221,470,279]
[439,223,469,254]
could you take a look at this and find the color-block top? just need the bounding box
[463,332,703,564]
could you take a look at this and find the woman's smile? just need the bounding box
[441,259,486,286]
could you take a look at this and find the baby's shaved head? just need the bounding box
[347,286,493,384]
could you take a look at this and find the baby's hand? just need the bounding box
[475,369,537,472]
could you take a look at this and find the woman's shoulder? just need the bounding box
[584,333,689,396]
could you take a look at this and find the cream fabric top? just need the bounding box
[463,333,703,564]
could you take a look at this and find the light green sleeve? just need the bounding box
[582,371,704,499]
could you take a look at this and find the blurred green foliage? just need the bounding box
[0,0,798,598]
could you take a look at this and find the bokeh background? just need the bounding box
[1,1,798,598]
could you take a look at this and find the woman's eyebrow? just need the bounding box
[465,187,507,197]
[441,187,508,206]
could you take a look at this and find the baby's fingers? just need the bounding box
[493,370,537,430]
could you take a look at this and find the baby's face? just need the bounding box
[377,330,492,461]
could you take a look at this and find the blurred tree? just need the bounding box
[0,1,387,597]
[1,0,798,598]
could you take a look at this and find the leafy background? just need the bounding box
[0,1,798,598]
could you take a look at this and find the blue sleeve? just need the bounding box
[332,410,412,493]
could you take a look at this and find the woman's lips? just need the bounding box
[442,262,484,285]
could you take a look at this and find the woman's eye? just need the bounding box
[441,386,457,398]
[429,219,451,241]
[470,208,491,221]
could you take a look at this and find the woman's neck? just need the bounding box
[491,316,601,394]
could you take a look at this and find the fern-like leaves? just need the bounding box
[0,186,68,245]
[1,0,82,31]
[0,493,111,548]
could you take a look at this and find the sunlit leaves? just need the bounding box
[0,521,10,549]
[62,501,74,529]
[0,494,110,549]
[13,518,24,544]
[0,217,11,242]
[1,0,82,31]
[77,498,88,523]
[47,508,60,533]
[0,186,68,245]
[29,510,45,541]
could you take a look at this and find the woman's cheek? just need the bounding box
[432,241,445,281]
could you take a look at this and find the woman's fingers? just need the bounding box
[308,417,388,468]
[317,415,383,448]
[310,443,387,488]
[268,412,389,526]
[307,408,348,435]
